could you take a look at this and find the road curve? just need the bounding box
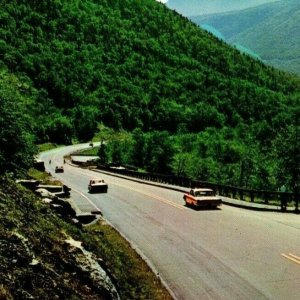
[40,144,300,300]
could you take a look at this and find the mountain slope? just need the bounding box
[1,0,298,141]
[0,0,299,189]
[0,69,36,174]
[191,0,300,75]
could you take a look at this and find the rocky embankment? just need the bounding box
[0,176,119,299]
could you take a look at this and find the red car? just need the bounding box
[183,188,222,208]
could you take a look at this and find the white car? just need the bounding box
[88,179,108,193]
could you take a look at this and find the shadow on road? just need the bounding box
[185,205,222,211]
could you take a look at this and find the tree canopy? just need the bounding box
[0,69,35,174]
[0,0,299,190]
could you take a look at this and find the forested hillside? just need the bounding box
[0,69,36,174]
[191,0,300,75]
[0,0,299,190]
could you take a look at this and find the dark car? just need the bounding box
[55,166,64,173]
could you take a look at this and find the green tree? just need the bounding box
[73,106,98,142]
[0,70,36,174]
[273,125,300,204]
[45,114,73,145]
[98,142,108,165]
[131,128,146,167]
[144,131,174,173]
[171,152,193,177]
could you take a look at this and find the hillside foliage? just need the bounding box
[0,0,299,190]
[0,69,36,175]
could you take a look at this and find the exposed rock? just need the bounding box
[76,214,97,224]
[1,178,118,299]
[35,188,55,198]
[65,236,120,300]
[16,180,40,190]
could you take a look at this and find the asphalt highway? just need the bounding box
[40,144,300,300]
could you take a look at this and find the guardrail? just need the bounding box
[96,166,298,211]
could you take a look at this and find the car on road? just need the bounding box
[88,179,108,193]
[55,166,64,173]
[183,188,222,208]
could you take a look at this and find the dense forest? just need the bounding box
[0,0,299,191]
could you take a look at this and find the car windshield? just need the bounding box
[91,180,104,184]
[195,191,214,196]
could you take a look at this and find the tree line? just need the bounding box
[97,125,299,192]
[0,0,299,191]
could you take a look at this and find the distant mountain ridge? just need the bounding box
[199,24,261,59]
[191,0,300,75]
[167,0,279,16]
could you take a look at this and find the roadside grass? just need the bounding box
[82,220,173,300]
[28,168,51,182]
[27,168,61,185]
[37,143,58,152]
[75,146,99,156]
[25,167,173,299]
[233,194,293,207]
[0,285,12,299]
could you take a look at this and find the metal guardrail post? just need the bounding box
[264,192,269,204]
[96,166,296,210]
[250,191,254,202]
[232,188,236,199]
[239,189,244,201]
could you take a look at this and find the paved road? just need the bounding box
[40,144,300,300]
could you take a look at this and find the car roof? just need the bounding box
[192,188,213,192]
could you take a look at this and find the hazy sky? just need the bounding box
[164,0,280,16]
